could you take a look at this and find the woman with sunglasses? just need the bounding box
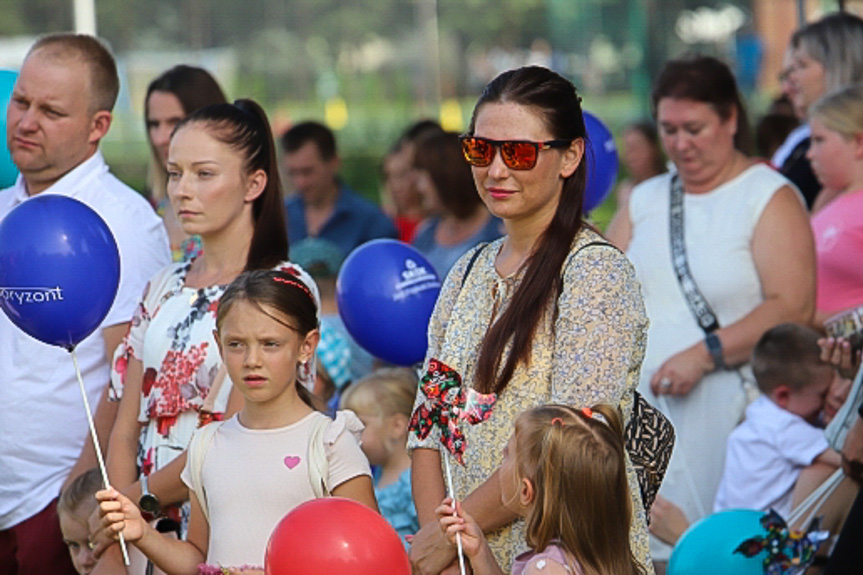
[409,66,652,574]
[606,55,814,569]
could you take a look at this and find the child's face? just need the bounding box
[785,367,833,424]
[353,409,389,467]
[218,300,317,406]
[59,509,96,574]
[807,116,856,193]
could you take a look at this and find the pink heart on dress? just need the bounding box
[283,455,301,470]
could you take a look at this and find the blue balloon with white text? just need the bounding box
[0,195,120,349]
[583,110,619,213]
[336,240,441,366]
[0,69,19,188]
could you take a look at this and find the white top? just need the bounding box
[181,411,371,568]
[714,395,829,518]
[0,151,170,529]
[628,164,790,371]
[626,164,794,559]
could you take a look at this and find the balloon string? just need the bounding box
[443,451,467,575]
[71,349,130,566]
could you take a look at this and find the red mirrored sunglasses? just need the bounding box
[459,135,573,170]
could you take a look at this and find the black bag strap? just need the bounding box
[460,242,489,287]
[461,239,617,288]
[669,174,720,334]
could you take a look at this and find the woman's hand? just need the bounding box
[435,498,484,559]
[410,519,459,575]
[819,337,861,381]
[649,495,690,546]
[650,343,712,396]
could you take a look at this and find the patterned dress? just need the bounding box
[408,228,652,572]
[109,260,316,531]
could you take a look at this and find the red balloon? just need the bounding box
[265,497,410,575]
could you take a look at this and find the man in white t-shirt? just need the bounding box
[0,33,169,574]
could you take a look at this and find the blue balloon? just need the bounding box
[336,240,441,366]
[0,195,120,350]
[583,110,619,213]
[0,69,19,189]
[668,509,767,575]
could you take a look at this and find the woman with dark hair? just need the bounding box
[411,131,502,277]
[145,65,227,260]
[607,56,814,566]
[98,100,317,575]
[382,119,444,243]
[409,66,651,573]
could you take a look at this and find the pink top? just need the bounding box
[511,543,582,574]
[812,190,863,314]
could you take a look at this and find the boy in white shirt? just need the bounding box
[714,323,841,518]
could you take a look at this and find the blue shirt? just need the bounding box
[285,185,398,259]
[373,467,419,548]
[412,215,503,278]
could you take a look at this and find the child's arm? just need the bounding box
[436,498,505,575]
[97,488,207,574]
[814,447,842,468]
[331,475,378,511]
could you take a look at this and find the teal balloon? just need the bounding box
[0,69,19,188]
[667,509,767,575]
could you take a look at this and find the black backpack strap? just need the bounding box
[574,239,620,255]
[460,242,489,288]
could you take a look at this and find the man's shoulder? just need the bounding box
[0,185,21,214]
[86,171,157,218]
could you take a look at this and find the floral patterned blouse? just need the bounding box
[109,260,316,530]
[407,228,653,572]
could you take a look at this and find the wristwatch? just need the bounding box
[705,332,726,370]
[138,475,161,520]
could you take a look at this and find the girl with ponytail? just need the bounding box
[100,100,316,574]
[437,404,643,575]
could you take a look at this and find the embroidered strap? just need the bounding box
[669,174,720,334]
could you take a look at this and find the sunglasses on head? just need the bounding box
[459,135,573,170]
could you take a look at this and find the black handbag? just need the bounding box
[460,241,674,514]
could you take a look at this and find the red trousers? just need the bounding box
[0,498,78,575]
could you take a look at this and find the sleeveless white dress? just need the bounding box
[626,164,794,560]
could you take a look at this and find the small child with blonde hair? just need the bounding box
[58,468,103,575]
[438,404,644,575]
[340,367,419,542]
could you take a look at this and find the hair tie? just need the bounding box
[550,417,565,427]
[581,407,607,425]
